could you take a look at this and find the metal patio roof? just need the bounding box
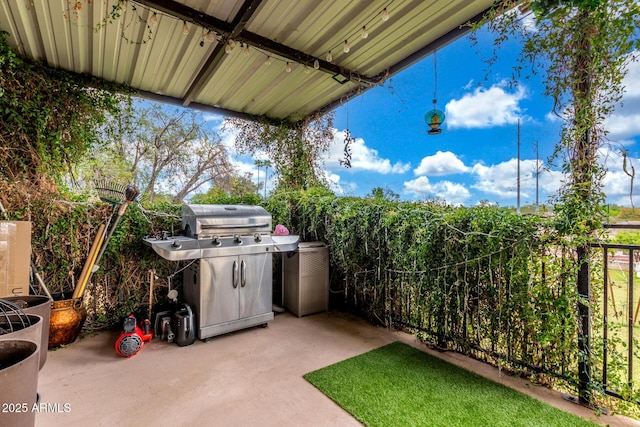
[0,0,495,122]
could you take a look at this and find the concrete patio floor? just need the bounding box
[35,310,639,427]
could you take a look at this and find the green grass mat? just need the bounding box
[304,341,597,427]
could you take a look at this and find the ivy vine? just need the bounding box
[0,31,128,185]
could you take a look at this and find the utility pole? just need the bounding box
[264,163,268,198]
[517,119,521,215]
[254,159,262,195]
[534,140,540,214]
[264,160,272,198]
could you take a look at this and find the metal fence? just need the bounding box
[341,229,640,404]
[593,224,640,400]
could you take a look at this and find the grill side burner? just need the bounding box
[144,204,296,340]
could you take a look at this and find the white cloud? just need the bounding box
[215,121,277,191]
[203,113,225,124]
[446,82,527,129]
[414,151,469,176]
[471,158,564,198]
[326,129,411,174]
[545,111,562,123]
[322,171,358,195]
[216,122,239,154]
[621,55,640,98]
[600,54,640,141]
[403,176,471,205]
[520,11,537,33]
[605,110,640,141]
[601,150,640,206]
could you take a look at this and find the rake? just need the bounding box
[93,179,142,205]
[72,181,140,299]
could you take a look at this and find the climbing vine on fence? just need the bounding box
[265,188,632,413]
[0,30,128,185]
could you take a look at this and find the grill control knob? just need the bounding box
[234,234,242,244]
[212,235,221,246]
[254,233,262,243]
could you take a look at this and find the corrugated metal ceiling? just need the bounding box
[0,0,495,122]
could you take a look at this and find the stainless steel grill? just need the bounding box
[144,204,298,340]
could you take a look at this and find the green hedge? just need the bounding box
[263,188,634,411]
[5,185,635,411]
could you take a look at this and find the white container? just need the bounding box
[283,242,329,317]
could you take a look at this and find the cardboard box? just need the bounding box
[0,221,31,297]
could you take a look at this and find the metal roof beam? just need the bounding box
[237,31,379,87]
[307,6,493,122]
[179,0,265,107]
[229,0,264,37]
[374,8,488,81]
[134,0,378,92]
[137,89,261,122]
[134,0,234,33]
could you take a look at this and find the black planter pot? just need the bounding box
[4,296,51,369]
[0,339,39,427]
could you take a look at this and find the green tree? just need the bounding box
[190,174,261,205]
[79,101,233,203]
[225,113,335,191]
[367,186,400,201]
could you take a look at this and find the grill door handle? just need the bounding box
[240,260,247,287]
[232,260,238,288]
[201,223,269,229]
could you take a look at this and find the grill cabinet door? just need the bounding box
[183,252,273,340]
[200,256,240,327]
[238,253,272,319]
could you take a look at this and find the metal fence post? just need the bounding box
[577,245,591,404]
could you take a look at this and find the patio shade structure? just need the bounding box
[0,0,494,122]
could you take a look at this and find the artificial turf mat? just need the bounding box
[304,341,597,427]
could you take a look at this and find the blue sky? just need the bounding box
[213,27,640,208]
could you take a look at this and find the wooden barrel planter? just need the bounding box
[0,339,39,427]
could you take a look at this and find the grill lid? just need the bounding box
[144,204,299,261]
[182,204,272,238]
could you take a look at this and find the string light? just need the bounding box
[381,8,390,22]
[125,1,394,80]
[316,5,390,66]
